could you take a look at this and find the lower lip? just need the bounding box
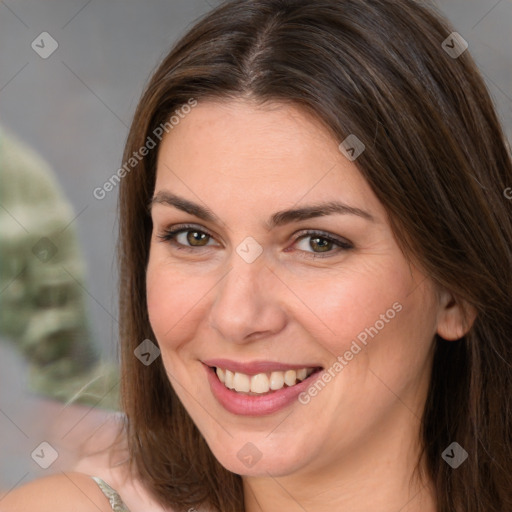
[205,364,321,416]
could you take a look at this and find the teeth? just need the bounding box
[250,373,270,393]
[233,372,250,392]
[270,371,285,390]
[296,368,308,381]
[284,370,296,386]
[215,367,316,394]
[225,369,234,389]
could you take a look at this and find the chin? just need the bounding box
[205,434,315,477]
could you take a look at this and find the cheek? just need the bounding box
[322,267,438,410]
[294,258,413,351]
[146,255,208,351]
[296,256,438,398]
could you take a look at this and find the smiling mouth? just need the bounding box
[212,366,323,395]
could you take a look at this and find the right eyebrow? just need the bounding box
[150,191,217,222]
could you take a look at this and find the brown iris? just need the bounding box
[187,230,210,246]
[309,236,332,252]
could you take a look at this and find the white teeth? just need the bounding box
[225,369,234,389]
[216,367,316,394]
[233,372,250,392]
[284,370,297,386]
[270,371,285,390]
[250,373,270,393]
[216,367,225,383]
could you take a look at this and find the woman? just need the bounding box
[3,0,511,511]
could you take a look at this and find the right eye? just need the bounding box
[157,224,220,251]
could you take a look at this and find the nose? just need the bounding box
[208,251,288,344]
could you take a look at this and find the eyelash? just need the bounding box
[156,223,354,258]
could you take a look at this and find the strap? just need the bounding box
[91,476,131,512]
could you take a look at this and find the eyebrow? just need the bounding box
[150,190,375,229]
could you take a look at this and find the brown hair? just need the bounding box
[117,1,512,510]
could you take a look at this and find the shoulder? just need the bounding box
[0,471,114,512]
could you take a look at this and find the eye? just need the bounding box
[157,224,218,251]
[290,230,353,258]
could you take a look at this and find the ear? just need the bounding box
[436,289,477,341]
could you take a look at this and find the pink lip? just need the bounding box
[203,363,323,416]
[203,358,320,375]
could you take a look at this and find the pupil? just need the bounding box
[188,231,208,246]
[312,237,331,252]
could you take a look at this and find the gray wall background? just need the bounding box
[0,0,511,494]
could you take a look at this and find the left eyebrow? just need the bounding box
[264,201,375,230]
[149,191,375,229]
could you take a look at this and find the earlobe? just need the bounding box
[436,290,477,341]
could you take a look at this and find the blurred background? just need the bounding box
[0,0,510,496]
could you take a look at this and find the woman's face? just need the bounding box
[146,99,444,478]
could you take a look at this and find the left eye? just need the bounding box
[296,233,352,253]
[291,232,353,256]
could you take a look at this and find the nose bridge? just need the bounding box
[208,248,286,343]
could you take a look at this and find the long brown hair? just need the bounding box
[117,1,512,510]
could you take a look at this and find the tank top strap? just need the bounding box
[91,476,131,512]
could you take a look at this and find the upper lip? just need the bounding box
[203,358,322,375]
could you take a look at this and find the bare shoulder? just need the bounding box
[0,471,113,512]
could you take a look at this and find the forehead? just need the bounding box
[154,99,382,217]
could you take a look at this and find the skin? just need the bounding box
[146,98,472,512]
